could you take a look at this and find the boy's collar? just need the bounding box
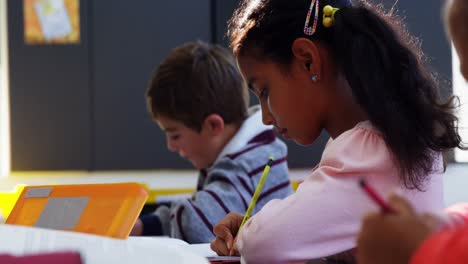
[211,105,272,166]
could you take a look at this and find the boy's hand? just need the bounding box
[357,194,437,264]
[130,219,143,236]
[210,212,243,256]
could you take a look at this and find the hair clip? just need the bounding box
[304,0,320,35]
[323,5,339,28]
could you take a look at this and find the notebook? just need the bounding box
[127,237,241,263]
[0,224,208,264]
[6,183,147,238]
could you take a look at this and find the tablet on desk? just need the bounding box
[6,183,148,239]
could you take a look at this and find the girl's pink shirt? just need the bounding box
[237,121,444,264]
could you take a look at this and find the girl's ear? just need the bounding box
[202,114,225,136]
[292,38,322,81]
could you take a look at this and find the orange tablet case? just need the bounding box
[6,183,148,239]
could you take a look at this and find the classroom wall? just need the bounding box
[91,1,212,170]
[0,0,10,178]
[7,0,451,171]
[8,0,212,170]
[8,0,92,170]
[382,0,452,98]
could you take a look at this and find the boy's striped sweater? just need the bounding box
[140,106,293,243]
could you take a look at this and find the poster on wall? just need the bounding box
[23,0,80,45]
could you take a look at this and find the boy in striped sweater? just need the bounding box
[131,41,293,243]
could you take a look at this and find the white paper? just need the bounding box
[127,239,217,258]
[127,238,218,257]
[34,0,72,40]
[186,244,241,262]
[0,224,208,264]
[127,236,189,250]
[182,243,217,257]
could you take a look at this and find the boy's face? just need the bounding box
[155,115,218,170]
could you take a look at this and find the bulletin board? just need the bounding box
[23,0,80,45]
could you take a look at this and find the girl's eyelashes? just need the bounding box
[170,135,180,141]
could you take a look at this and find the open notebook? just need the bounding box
[0,224,208,264]
[127,237,241,263]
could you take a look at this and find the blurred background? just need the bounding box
[0,0,467,209]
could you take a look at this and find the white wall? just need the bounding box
[453,45,468,162]
[0,0,10,178]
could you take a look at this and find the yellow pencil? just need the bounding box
[238,156,274,233]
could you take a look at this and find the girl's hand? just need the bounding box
[210,212,243,256]
[357,194,437,264]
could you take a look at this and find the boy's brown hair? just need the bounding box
[146,41,249,132]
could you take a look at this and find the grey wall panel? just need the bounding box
[382,0,452,98]
[214,0,240,46]
[7,0,451,170]
[8,0,91,170]
[92,1,211,169]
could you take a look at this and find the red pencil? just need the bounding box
[359,179,395,213]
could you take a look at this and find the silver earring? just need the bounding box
[311,75,318,82]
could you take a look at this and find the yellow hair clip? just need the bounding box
[323,5,339,28]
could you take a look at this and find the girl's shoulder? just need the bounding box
[326,120,385,152]
[321,120,393,170]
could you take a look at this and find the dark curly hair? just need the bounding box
[228,0,464,190]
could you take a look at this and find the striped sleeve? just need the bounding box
[169,160,252,243]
